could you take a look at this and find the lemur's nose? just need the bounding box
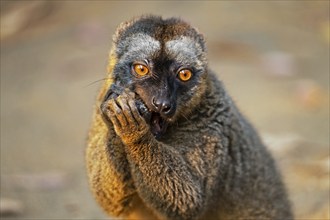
[152,97,173,115]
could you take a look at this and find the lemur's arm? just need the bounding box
[86,98,136,217]
[104,91,207,220]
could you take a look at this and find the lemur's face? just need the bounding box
[109,17,207,137]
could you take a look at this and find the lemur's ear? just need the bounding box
[112,20,133,44]
[112,15,145,44]
[112,14,162,44]
[108,17,137,75]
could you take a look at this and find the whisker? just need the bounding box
[180,112,189,121]
[151,73,160,80]
[84,78,111,88]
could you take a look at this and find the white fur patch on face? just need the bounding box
[165,36,204,67]
[118,33,161,61]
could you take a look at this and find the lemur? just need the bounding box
[86,15,293,220]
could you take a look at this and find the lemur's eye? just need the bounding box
[133,64,149,76]
[178,69,192,82]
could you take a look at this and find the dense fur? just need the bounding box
[86,15,293,220]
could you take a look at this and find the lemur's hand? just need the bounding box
[101,83,124,129]
[104,89,151,145]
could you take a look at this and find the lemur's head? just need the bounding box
[106,15,208,138]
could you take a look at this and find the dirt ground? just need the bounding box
[1,1,329,219]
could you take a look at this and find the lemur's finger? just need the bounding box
[117,94,136,126]
[123,88,135,98]
[100,101,110,118]
[109,99,127,128]
[109,113,121,133]
[102,100,120,128]
[128,98,145,125]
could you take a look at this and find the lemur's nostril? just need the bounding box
[162,103,171,113]
[152,97,159,110]
[152,97,172,115]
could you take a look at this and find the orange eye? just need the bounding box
[133,64,149,76]
[178,69,192,81]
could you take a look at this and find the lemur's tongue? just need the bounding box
[150,112,167,139]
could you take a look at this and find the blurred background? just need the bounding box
[0,1,329,219]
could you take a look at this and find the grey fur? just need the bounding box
[86,15,293,220]
[165,36,206,68]
[116,33,161,61]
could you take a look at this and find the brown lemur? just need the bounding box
[86,15,293,220]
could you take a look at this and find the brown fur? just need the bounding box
[86,15,293,220]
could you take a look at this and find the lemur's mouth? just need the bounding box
[135,96,168,139]
[150,112,168,139]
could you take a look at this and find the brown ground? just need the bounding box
[1,1,329,219]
